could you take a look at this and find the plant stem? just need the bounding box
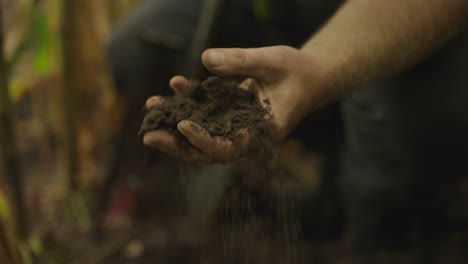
[0,3,28,242]
[61,0,79,190]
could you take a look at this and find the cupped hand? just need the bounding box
[144,46,328,163]
[143,76,251,163]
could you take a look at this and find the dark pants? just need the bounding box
[341,31,468,254]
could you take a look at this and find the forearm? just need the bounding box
[302,0,468,102]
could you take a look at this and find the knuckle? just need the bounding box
[276,45,294,53]
[232,48,248,68]
[275,45,296,65]
[274,45,295,56]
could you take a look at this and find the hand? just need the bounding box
[144,46,330,163]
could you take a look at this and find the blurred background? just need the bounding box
[1,0,467,264]
[0,1,343,263]
[0,0,143,263]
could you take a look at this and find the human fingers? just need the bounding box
[143,130,214,163]
[201,46,294,81]
[177,120,250,162]
[145,76,189,109]
[145,96,164,109]
[238,78,254,90]
[143,130,177,152]
[169,75,190,94]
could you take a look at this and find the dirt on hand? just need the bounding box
[140,76,273,149]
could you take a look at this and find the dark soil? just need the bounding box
[140,76,272,147]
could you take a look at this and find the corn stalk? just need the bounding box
[61,0,80,190]
[0,4,27,264]
[0,1,28,242]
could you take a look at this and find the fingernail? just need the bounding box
[177,121,193,135]
[143,134,160,148]
[149,97,159,105]
[178,121,201,133]
[177,122,187,133]
[206,50,224,67]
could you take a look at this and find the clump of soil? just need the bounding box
[140,76,272,148]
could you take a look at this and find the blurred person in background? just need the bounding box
[110,0,468,262]
[107,0,344,237]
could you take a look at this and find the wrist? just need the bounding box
[273,47,336,137]
[289,47,338,126]
[300,45,340,108]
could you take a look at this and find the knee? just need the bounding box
[106,24,180,98]
[340,151,413,207]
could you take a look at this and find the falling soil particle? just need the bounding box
[141,76,298,263]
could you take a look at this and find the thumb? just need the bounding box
[202,47,284,80]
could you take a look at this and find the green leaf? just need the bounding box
[28,236,44,255]
[19,243,33,264]
[8,78,29,103]
[0,191,10,220]
[32,6,54,74]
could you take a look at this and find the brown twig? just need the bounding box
[61,0,80,190]
[0,222,22,264]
